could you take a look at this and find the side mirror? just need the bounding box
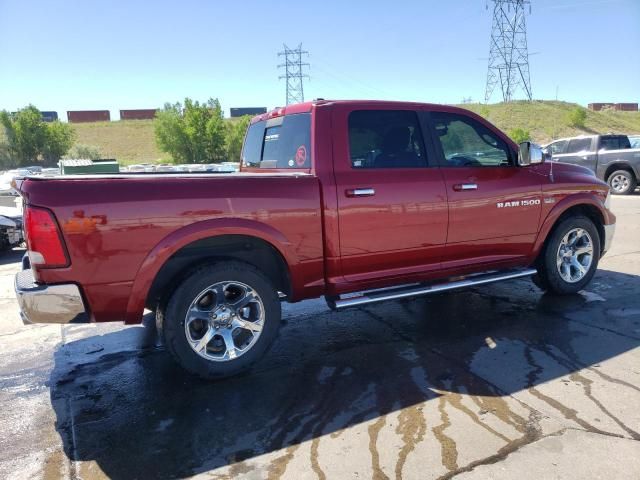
[518,142,544,166]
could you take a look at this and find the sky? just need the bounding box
[0,0,638,120]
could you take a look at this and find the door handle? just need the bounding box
[453,183,478,191]
[345,188,375,197]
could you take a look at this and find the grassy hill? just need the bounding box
[462,100,640,143]
[72,119,165,164]
[69,101,640,164]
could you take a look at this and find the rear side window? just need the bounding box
[242,113,311,169]
[348,110,428,168]
[566,138,593,154]
[600,136,631,151]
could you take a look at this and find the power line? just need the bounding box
[311,59,394,98]
[278,44,310,105]
[484,0,533,103]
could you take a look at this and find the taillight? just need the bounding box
[24,206,68,268]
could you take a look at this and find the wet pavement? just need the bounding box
[1,196,639,480]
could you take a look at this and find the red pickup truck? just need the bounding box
[15,100,616,379]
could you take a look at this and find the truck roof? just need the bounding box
[251,100,477,124]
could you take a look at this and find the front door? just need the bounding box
[551,136,597,171]
[333,106,448,285]
[428,110,543,269]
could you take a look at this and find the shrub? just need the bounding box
[566,107,587,128]
[65,143,103,160]
[508,128,531,144]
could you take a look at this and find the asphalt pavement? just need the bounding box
[1,196,639,480]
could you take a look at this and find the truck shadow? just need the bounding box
[48,269,640,479]
[0,247,25,266]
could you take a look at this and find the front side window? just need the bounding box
[566,138,593,154]
[431,112,512,167]
[348,110,427,168]
[242,113,311,169]
[549,140,568,154]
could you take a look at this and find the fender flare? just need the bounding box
[530,193,609,261]
[601,161,639,181]
[124,218,297,323]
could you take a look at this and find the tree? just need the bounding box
[154,103,189,163]
[508,127,531,144]
[155,98,227,163]
[566,107,587,128]
[0,142,12,169]
[43,121,76,163]
[0,106,46,164]
[225,116,250,162]
[0,106,75,166]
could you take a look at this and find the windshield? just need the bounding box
[242,113,311,169]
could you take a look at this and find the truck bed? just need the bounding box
[20,173,325,322]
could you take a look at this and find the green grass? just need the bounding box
[460,100,640,144]
[67,102,640,164]
[71,120,167,165]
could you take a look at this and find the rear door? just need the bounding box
[332,105,448,284]
[552,137,597,172]
[427,110,542,268]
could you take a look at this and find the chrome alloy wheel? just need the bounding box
[610,174,630,193]
[556,228,594,283]
[184,281,265,362]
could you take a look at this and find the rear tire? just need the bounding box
[536,216,600,295]
[607,169,637,195]
[162,261,281,380]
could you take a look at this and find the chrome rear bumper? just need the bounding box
[15,268,88,325]
[602,223,616,255]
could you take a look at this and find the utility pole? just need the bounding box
[278,44,310,105]
[484,0,533,103]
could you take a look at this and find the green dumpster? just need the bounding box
[59,159,120,175]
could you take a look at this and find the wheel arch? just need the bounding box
[124,219,297,324]
[603,162,638,182]
[147,234,292,311]
[532,196,607,263]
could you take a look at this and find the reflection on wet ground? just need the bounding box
[42,268,640,479]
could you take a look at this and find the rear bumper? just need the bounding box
[602,223,616,256]
[15,268,88,325]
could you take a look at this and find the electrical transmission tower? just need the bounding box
[484,0,532,103]
[278,44,310,105]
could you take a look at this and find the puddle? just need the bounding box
[578,291,606,303]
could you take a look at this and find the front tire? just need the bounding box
[536,216,600,295]
[162,261,281,380]
[607,169,637,195]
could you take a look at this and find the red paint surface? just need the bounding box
[21,100,614,324]
[67,110,111,123]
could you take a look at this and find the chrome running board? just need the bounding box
[328,268,537,310]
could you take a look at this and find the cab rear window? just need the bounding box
[242,113,311,169]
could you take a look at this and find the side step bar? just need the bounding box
[327,268,537,310]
